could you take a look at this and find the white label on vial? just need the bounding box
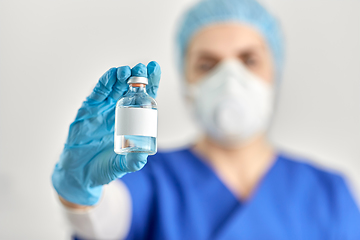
[115,108,157,137]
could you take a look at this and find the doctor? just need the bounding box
[52,0,360,239]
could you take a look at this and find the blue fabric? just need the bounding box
[73,148,360,239]
[120,148,360,240]
[175,0,284,76]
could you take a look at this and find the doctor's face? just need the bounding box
[185,23,274,85]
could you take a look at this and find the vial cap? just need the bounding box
[127,76,148,85]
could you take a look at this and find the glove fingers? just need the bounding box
[119,153,148,173]
[146,61,161,99]
[103,152,148,184]
[67,113,115,144]
[131,63,147,77]
[86,148,125,186]
[86,151,148,188]
[86,68,118,103]
[69,66,131,145]
[109,66,131,100]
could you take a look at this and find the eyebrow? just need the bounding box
[246,43,266,51]
[194,52,221,61]
[190,44,266,61]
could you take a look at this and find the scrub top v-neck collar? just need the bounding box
[184,147,280,205]
[184,148,281,238]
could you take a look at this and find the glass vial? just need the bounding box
[114,76,158,155]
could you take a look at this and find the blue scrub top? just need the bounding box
[75,148,360,239]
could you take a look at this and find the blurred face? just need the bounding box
[184,23,276,147]
[185,23,274,85]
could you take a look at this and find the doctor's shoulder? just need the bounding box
[277,152,356,200]
[277,152,360,231]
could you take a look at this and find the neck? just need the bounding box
[191,134,275,200]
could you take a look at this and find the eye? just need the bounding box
[243,55,258,67]
[245,57,256,66]
[238,51,261,69]
[196,61,217,73]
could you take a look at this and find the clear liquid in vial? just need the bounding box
[114,135,157,155]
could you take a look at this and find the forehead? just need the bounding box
[187,22,267,58]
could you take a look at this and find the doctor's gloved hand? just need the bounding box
[52,61,161,206]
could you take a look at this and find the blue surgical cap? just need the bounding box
[176,0,284,77]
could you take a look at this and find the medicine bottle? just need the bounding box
[114,76,157,155]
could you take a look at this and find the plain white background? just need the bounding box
[0,0,359,239]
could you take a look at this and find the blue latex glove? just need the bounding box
[52,61,161,206]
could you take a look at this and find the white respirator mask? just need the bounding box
[186,59,274,147]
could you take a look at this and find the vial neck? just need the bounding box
[129,83,147,93]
